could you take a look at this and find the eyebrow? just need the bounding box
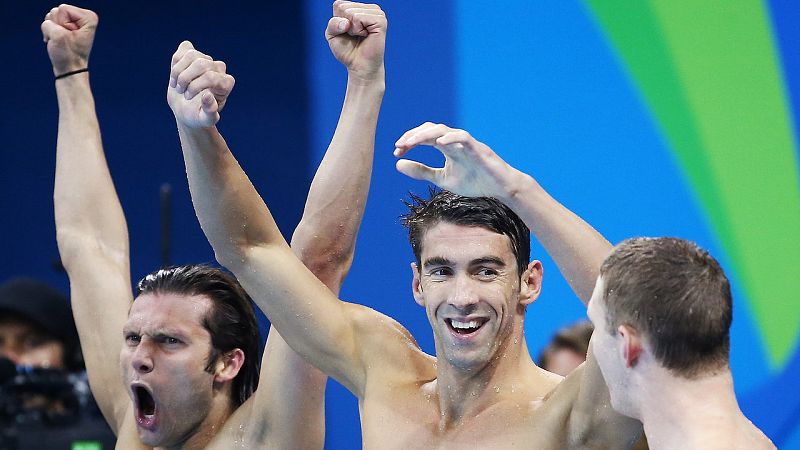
[469,257,506,268]
[422,256,507,269]
[422,256,454,268]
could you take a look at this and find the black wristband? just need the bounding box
[55,68,89,80]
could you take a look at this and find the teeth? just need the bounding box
[451,319,480,329]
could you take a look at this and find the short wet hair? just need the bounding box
[400,189,531,277]
[136,265,259,406]
[599,237,732,378]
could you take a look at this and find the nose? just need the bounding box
[130,341,154,374]
[448,274,479,309]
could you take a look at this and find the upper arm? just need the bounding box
[565,343,643,449]
[231,243,368,394]
[59,232,133,433]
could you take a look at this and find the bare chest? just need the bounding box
[359,384,573,450]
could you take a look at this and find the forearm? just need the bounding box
[54,74,129,265]
[499,171,611,305]
[179,124,364,390]
[178,124,288,266]
[291,75,384,286]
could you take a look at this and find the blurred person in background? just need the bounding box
[538,320,593,377]
[0,277,115,449]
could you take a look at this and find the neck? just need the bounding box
[638,368,757,449]
[433,328,539,429]
[159,393,236,450]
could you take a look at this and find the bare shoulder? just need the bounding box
[347,302,436,380]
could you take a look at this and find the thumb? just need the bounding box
[325,17,350,40]
[201,91,219,115]
[396,160,438,183]
[41,20,62,42]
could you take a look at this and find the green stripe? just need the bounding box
[584,0,800,367]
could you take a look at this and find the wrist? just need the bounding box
[55,68,89,81]
[51,58,89,77]
[499,169,540,207]
[176,118,218,136]
[346,65,386,89]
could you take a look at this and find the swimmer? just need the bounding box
[43,1,384,447]
[176,78,645,450]
[587,237,776,449]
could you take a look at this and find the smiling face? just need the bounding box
[120,292,221,448]
[412,222,539,371]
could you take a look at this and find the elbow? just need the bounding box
[292,243,353,291]
[55,227,128,272]
[211,242,251,272]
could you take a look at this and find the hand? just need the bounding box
[326,1,387,83]
[40,4,97,75]
[394,123,522,199]
[167,41,235,129]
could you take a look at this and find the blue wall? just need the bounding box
[4,0,798,448]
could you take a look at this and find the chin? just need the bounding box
[137,430,162,447]
[443,348,492,372]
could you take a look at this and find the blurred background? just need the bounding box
[2,0,798,448]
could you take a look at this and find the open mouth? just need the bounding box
[133,385,157,429]
[446,318,488,336]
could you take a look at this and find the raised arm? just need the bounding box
[43,5,132,432]
[262,2,386,446]
[290,0,385,284]
[167,1,386,415]
[394,123,610,304]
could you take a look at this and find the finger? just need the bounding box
[170,40,197,70]
[346,10,387,37]
[214,60,227,75]
[394,122,436,149]
[58,4,97,29]
[396,159,439,183]
[185,71,234,101]
[335,1,384,16]
[399,123,452,150]
[175,57,218,95]
[55,6,79,30]
[199,91,221,127]
[325,17,351,40]
[201,90,219,115]
[435,130,472,158]
[40,20,60,42]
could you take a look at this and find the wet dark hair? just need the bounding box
[400,189,531,276]
[599,237,732,378]
[135,265,259,406]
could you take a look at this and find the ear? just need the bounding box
[518,260,543,306]
[618,325,642,368]
[410,262,425,307]
[213,348,245,383]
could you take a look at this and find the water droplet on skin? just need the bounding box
[493,386,500,393]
